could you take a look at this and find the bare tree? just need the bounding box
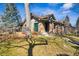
[23,3,48,56]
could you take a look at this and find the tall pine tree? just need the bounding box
[2,3,21,32]
[63,16,70,34]
[76,17,79,29]
[64,16,70,26]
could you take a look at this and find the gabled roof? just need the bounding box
[31,13,56,20]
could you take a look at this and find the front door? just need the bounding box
[34,23,38,32]
[45,22,49,32]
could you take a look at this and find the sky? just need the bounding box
[0,3,79,27]
[30,3,79,27]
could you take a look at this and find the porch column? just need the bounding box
[52,23,54,33]
[61,26,65,35]
[55,25,58,34]
[59,25,62,35]
[64,26,67,34]
[53,23,56,34]
[49,23,53,33]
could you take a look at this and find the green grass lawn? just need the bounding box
[0,35,78,56]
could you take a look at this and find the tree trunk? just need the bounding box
[24,3,31,29]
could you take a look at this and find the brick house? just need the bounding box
[22,13,74,35]
[30,13,66,35]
